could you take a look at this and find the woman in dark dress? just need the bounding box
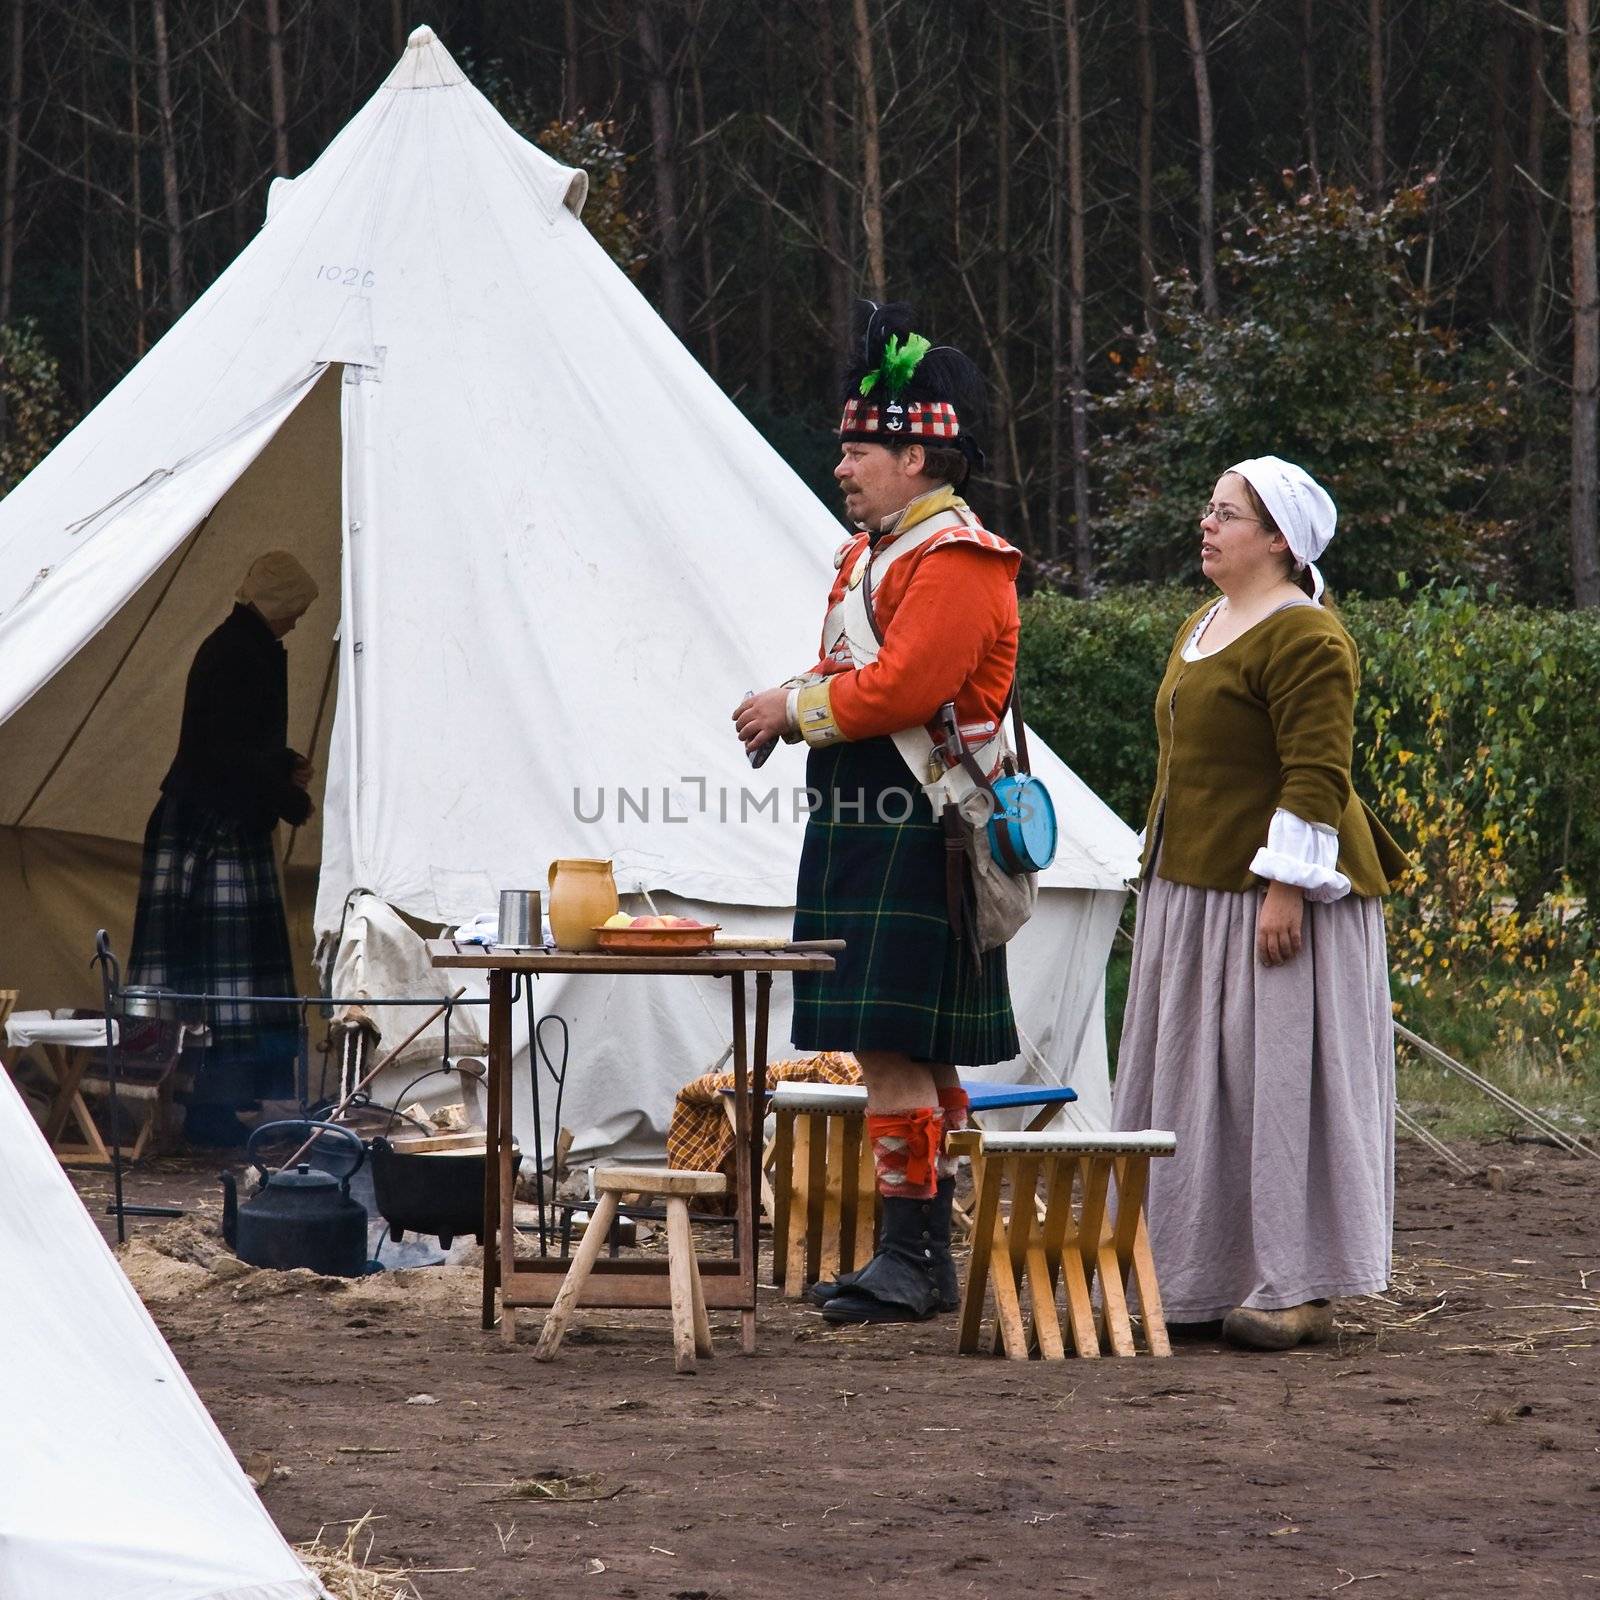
[129,551,319,1146]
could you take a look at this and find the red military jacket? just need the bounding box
[792,486,1021,749]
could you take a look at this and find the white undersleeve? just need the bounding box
[1249,809,1351,902]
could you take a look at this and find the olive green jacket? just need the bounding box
[1141,602,1409,897]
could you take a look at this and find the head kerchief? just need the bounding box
[237,551,319,624]
[1228,456,1337,602]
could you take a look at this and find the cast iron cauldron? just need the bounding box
[220,1120,370,1276]
[369,1134,518,1249]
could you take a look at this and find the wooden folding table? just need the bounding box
[426,940,834,1353]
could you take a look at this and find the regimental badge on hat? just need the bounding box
[883,399,906,434]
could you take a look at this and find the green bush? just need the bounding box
[1021,584,1600,1072]
[1022,584,1600,893]
[1095,179,1514,595]
[0,318,72,494]
[1017,584,1197,827]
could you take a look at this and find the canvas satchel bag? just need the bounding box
[831,511,1037,957]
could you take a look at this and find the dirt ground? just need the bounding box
[74,1139,1600,1600]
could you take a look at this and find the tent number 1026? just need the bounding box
[316,264,377,289]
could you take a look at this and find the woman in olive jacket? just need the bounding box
[1112,457,1408,1351]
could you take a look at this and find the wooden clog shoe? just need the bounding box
[1221,1300,1334,1351]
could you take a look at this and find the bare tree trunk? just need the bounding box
[265,0,289,177]
[1567,0,1600,605]
[130,0,146,357]
[1180,0,1217,316]
[636,0,684,334]
[817,0,849,371]
[689,16,720,375]
[391,0,406,57]
[1066,0,1090,592]
[1048,1,1064,560]
[79,45,91,399]
[1368,0,1385,199]
[756,15,775,397]
[1135,0,1156,332]
[1490,10,1514,320]
[562,0,580,117]
[1527,1,1550,355]
[991,11,1013,533]
[151,0,186,317]
[231,6,254,250]
[851,0,886,301]
[1299,0,1320,184]
[1,0,24,329]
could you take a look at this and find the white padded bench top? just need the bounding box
[768,1082,869,1111]
[979,1129,1177,1156]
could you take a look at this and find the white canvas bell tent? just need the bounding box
[0,1072,326,1599]
[0,27,1139,1157]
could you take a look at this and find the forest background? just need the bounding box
[2,0,1599,1126]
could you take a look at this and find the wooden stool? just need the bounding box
[957,1129,1177,1361]
[767,1083,877,1298]
[532,1167,726,1373]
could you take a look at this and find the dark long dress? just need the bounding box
[128,604,312,1107]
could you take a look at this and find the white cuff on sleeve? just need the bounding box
[784,687,800,733]
[1249,809,1350,902]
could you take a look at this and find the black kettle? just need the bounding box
[220,1120,371,1277]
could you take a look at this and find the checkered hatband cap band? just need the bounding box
[838,397,963,441]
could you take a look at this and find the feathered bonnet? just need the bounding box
[837,300,988,483]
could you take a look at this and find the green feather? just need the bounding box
[858,331,932,399]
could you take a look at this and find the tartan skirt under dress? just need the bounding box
[791,736,1017,1063]
[128,793,298,1107]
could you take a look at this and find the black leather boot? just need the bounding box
[809,1176,960,1312]
[929,1175,960,1312]
[806,1211,879,1307]
[820,1193,942,1324]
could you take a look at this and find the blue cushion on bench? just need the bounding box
[960,1078,1078,1112]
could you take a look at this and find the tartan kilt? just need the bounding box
[791,737,1018,1064]
[128,794,298,1106]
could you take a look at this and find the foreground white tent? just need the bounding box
[0,27,1139,1155]
[0,1071,325,1598]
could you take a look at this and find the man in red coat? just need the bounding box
[734,303,1023,1324]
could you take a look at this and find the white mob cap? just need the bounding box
[1228,455,1337,602]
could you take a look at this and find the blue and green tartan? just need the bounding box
[128,794,298,1106]
[791,737,1017,1064]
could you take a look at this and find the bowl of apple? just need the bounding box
[593,912,720,953]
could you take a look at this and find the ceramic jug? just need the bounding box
[547,858,619,950]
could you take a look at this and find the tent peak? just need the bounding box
[384,22,465,90]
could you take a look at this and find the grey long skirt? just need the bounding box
[1111,871,1395,1322]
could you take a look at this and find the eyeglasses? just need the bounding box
[1200,504,1261,527]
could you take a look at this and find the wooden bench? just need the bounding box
[764,1078,1084,1297]
[768,1083,877,1300]
[957,1129,1177,1361]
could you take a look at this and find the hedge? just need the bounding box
[1019,584,1600,909]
